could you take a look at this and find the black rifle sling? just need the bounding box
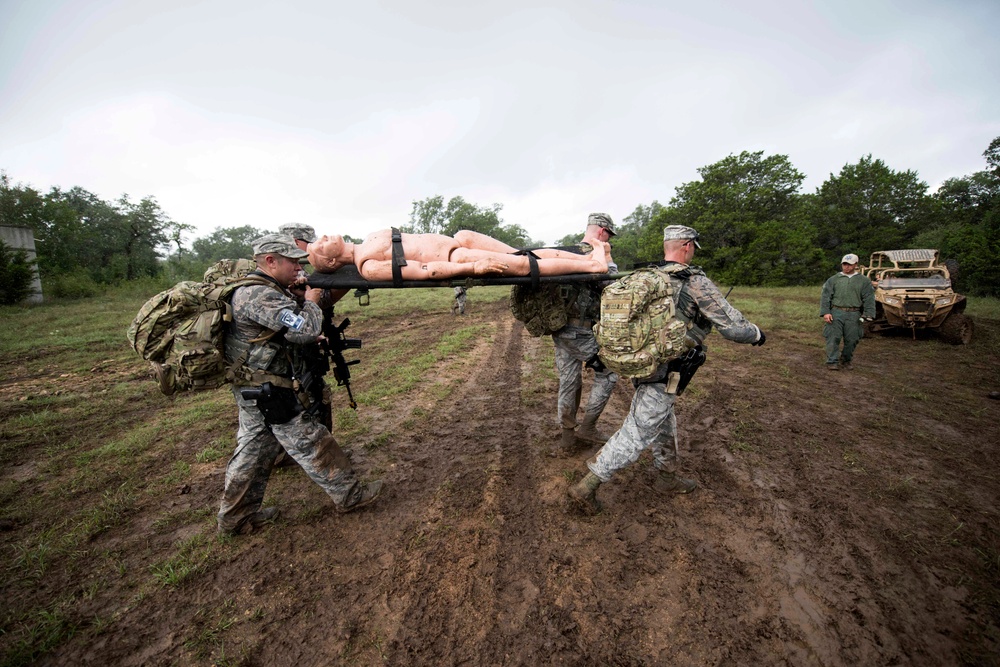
[390,227,406,287]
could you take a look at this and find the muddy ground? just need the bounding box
[4,295,1000,666]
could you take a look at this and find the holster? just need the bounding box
[669,346,706,396]
[241,382,303,425]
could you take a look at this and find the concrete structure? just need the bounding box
[0,225,43,304]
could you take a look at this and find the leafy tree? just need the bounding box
[0,240,35,305]
[660,151,822,284]
[192,225,267,263]
[405,195,538,248]
[985,136,1000,178]
[116,195,178,280]
[2,176,187,284]
[555,231,584,246]
[614,202,665,269]
[812,155,934,260]
[916,136,1000,296]
[0,173,46,230]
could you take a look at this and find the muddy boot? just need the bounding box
[337,480,384,513]
[567,472,603,514]
[548,428,579,458]
[654,471,697,495]
[576,411,610,445]
[222,507,280,536]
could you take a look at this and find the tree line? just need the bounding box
[1,135,997,303]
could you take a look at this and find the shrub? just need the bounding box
[0,240,35,305]
[45,273,102,299]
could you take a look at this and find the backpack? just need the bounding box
[202,257,255,283]
[126,259,273,395]
[594,266,690,379]
[509,283,581,336]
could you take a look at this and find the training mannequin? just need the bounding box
[307,229,610,281]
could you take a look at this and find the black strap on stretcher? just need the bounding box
[390,227,406,287]
[511,249,541,289]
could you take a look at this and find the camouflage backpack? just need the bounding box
[126,259,272,395]
[594,266,690,378]
[509,284,580,337]
[202,257,254,283]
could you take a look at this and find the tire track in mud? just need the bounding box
[378,312,539,663]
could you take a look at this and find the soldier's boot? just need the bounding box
[337,480,385,514]
[576,411,610,444]
[222,507,281,536]
[548,427,579,458]
[567,472,603,514]
[653,471,698,495]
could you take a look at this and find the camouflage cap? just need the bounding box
[587,212,616,236]
[277,223,317,243]
[252,234,308,259]
[662,225,701,248]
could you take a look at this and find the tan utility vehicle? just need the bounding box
[862,249,972,344]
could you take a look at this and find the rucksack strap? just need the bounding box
[390,227,406,287]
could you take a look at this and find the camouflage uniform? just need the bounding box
[588,263,761,481]
[217,266,372,534]
[552,255,620,430]
[452,286,467,315]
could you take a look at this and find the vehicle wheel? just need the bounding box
[939,312,973,345]
[944,258,960,285]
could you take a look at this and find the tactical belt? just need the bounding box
[390,227,406,288]
[567,318,595,328]
[833,306,861,312]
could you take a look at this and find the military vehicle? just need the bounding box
[861,249,972,344]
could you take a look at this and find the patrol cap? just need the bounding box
[252,234,308,259]
[841,253,859,264]
[663,225,701,248]
[587,212,616,236]
[278,223,317,243]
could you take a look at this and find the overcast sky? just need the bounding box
[2,0,998,245]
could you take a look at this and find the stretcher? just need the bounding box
[307,263,624,291]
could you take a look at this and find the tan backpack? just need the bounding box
[127,260,271,395]
[594,266,690,378]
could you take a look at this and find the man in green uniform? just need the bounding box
[819,253,876,370]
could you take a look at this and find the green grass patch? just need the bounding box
[0,606,79,667]
[355,325,486,404]
[149,533,214,587]
[195,444,224,463]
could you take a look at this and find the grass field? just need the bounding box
[1,282,998,665]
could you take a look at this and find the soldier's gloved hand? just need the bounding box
[752,330,767,347]
[585,354,607,373]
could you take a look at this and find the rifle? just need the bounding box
[321,314,362,410]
